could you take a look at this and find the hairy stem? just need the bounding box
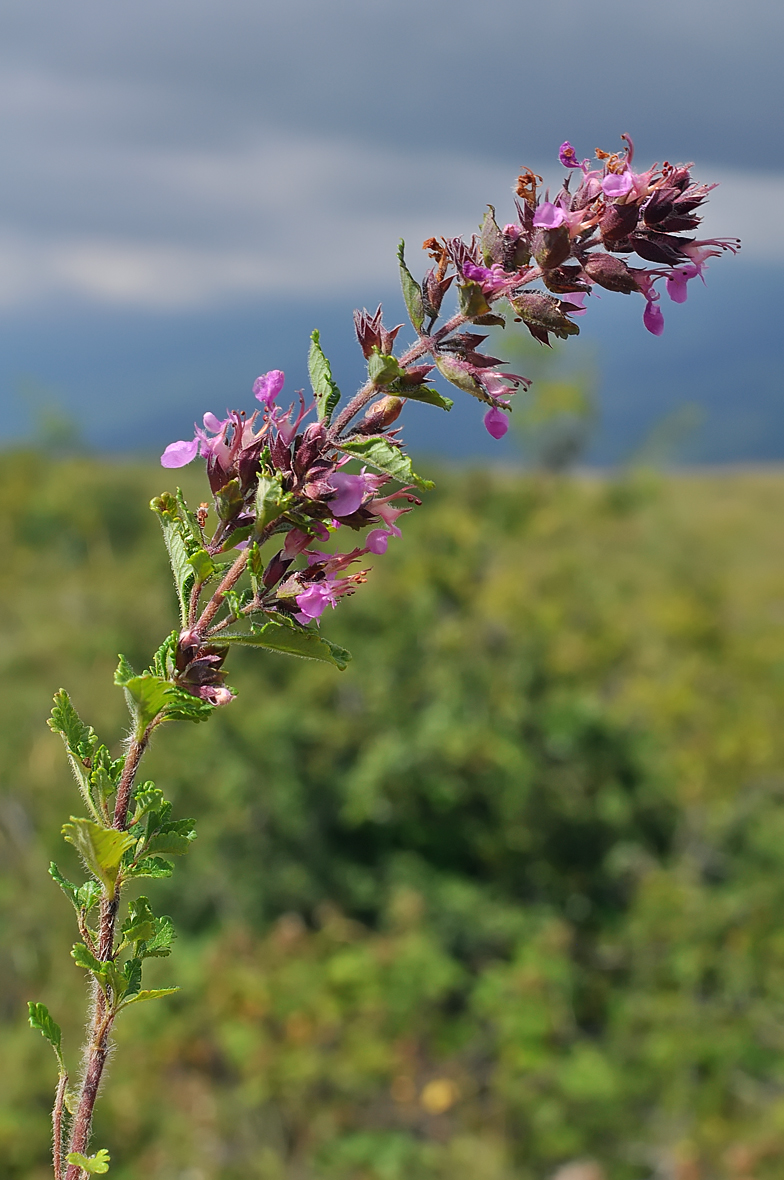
[62,726,153,1178]
[64,998,114,1180]
[52,1071,68,1180]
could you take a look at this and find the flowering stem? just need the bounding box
[329,309,471,438]
[195,550,249,634]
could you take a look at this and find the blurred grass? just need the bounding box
[4,453,784,1179]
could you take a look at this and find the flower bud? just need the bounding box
[510,291,580,345]
[361,396,404,431]
[532,225,571,270]
[582,253,640,294]
[599,201,640,243]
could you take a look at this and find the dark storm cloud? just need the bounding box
[2,0,782,169]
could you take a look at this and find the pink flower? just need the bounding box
[295,583,336,621]
[665,264,700,304]
[365,527,394,554]
[602,171,633,199]
[462,260,509,294]
[559,141,588,171]
[533,202,566,229]
[484,405,509,439]
[253,369,285,406]
[561,292,588,316]
[327,470,383,517]
[161,437,200,468]
[161,410,230,468]
[643,300,665,336]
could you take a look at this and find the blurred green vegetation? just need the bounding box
[4,453,784,1180]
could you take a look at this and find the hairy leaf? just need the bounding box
[458,280,492,319]
[49,862,101,913]
[27,1002,63,1065]
[121,896,157,946]
[119,986,179,1009]
[122,957,143,999]
[367,350,404,387]
[337,436,434,492]
[66,1150,110,1175]
[397,240,425,332]
[114,663,213,735]
[124,856,174,881]
[139,914,176,959]
[62,818,135,900]
[187,549,215,584]
[389,383,453,411]
[150,492,196,625]
[309,329,341,422]
[48,691,103,820]
[221,615,351,669]
[255,474,291,536]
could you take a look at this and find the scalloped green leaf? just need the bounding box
[221,615,350,669]
[66,1149,110,1175]
[309,329,341,422]
[397,240,424,332]
[337,436,433,492]
[62,818,135,900]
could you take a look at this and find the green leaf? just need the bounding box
[121,896,157,946]
[397,241,425,332]
[255,474,291,536]
[221,615,351,669]
[337,436,434,492]
[48,690,95,761]
[389,383,453,411]
[28,1002,63,1064]
[114,664,213,735]
[215,478,243,523]
[129,784,164,826]
[308,329,341,422]
[49,862,102,913]
[458,280,492,320]
[71,942,109,989]
[188,549,215,584]
[145,829,194,857]
[367,350,404,386]
[62,819,135,900]
[123,856,174,881]
[122,957,143,999]
[139,914,176,959]
[66,1149,110,1175]
[150,492,196,625]
[48,691,103,821]
[119,987,179,1009]
[479,205,504,266]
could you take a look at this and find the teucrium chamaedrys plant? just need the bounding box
[29,135,738,1179]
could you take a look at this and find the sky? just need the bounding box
[1,0,782,461]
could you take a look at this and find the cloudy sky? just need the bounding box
[1,0,782,459]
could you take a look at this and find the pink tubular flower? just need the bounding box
[462,260,509,294]
[602,171,633,200]
[665,264,700,304]
[365,521,402,554]
[559,141,588,171]
[161,437,199,468]
[161,410,230,468]
[295,583,336,621]
[327,469,384,517]
[484,405,510,439]
[643,299,665,336]
[561,292,588,316]
[533,202,566,229]
[253,369,285,406]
